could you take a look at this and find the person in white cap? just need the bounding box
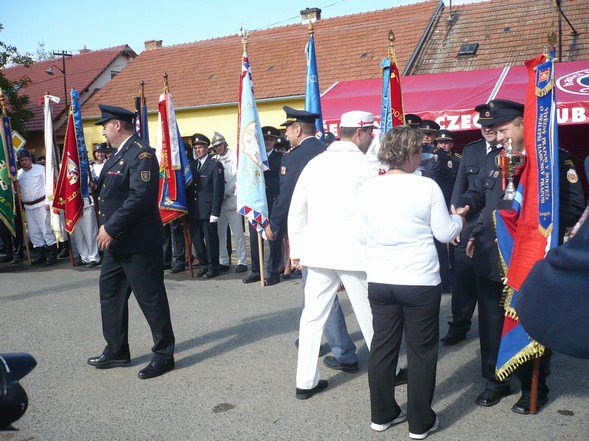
[288,110,379,399]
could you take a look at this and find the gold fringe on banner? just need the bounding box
[496,340,545,381]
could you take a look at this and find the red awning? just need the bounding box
[321,60,589,134]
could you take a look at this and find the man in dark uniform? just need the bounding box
[243,126,284,286]
[404,113,422,129]
[264,107,359,391]
[88,104,175,380]
[457,99,585,413]
[441,106,500,345]
[186,133,225,279]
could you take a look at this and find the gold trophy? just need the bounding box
[495,138,525,201]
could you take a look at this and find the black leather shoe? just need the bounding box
[196,267,208,278]
[323,355,359,373]
[87,354,131,369]
[295,379,329,400]
[170,265,185,274]
[74,260,87,267]
[264,276,280,286]
[235,264,248,273]
[511,394,548,414]
[163,262,172,270]
[202,270,219,279]
[243,274,261,284]
[440,331,467,345]
[214,264,230,272]
[475,387,511,407]
[88,260,101,267]
[395,368,408,386]
[137,359,175,379]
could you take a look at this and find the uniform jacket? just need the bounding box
[288,141,378,270]
[459,147,585,281]
[517,215,589,359]
[269,136,325,234]
[186,156,225,220]
[96,133,163,253]
[265,149,283,208]
[434,146,460,207]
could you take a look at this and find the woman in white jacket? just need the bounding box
[357,126,467,440]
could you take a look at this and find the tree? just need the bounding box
[35,42,52,61]
[0,23,34,135]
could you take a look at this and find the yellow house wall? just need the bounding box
[82,98,304,152]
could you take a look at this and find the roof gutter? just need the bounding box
[402,0,445,76]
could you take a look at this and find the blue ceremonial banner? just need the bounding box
[135,95,150,144]
[71,89,90,199]
[236,49,269,239]
[380,57,392,135]
[305,32,324,142]
[2,117,17,178]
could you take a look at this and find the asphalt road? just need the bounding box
[1,258,587,440]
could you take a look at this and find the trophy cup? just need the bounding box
[495,138,525,202]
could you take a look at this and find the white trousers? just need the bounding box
[25,205,56,247]
[296,267,374,390]
[72,199,100,263]
[217,197,247,266]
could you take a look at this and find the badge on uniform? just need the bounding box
[567,168,579,183]
[447,160,453,169]
[281,166,286,175]
[138,152,152,160]
[119,159,124,165]
[141,171,151,182]
[493,170,500,178]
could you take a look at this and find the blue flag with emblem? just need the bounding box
[236,48,269,239]
[71,90,90,198]
[305,30,324,142]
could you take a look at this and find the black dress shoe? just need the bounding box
[323,355,359,373]
[215,264,230,272]
[87,354,131,369]
[235,264,248,273]
[295,379,329,400]
[511,394,548,414]
[170,265,185,274]
[137,359,175,379]
[395,368,408,386]
[475,387,511,407]
[264,276,280,286]
[202,270,219,279]
[196,267,208,278]
[440,332,467,345]
[243,274,261,284]
[88,260,101,267]
[74,260,87,267]
[163,262,172,270]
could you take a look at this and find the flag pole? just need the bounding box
[0,90,31,264]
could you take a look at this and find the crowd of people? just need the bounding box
[2,98,587,439]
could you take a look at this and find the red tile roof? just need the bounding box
[3,45,137,133]
[82,1,441,117]
[410,0,589,74]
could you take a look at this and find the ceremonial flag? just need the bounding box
[53,107,83,233]
[0,116,16,236]
[135,94,150,144]
[494,52,559,379]
[305,30,324,142]
[42,94,65,242]
[380,42,405,134]
[236,48,269,239]
[156,90,192,224]
[71,90,90,198]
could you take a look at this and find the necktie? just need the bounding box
[197,160,202,173]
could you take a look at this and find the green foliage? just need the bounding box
[0,23,35,135]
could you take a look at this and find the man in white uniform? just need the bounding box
[211,132,247,273]
[288,111,378,399]
[16,148,58,264]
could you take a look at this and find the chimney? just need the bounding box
[300,7,322,24]
[79,45,91,54]
[144,40,163,51]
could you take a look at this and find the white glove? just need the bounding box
[210,215,219,223]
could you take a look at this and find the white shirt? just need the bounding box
[356,173,463,285]
[214,147,237,199]
[17,164,46,207]
[288,140,379,270]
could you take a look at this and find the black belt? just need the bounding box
[22,196,45,206]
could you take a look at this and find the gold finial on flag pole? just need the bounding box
[139,80,146,105]
[163,73,169,93]
[388,30,396,60]
[240,28,249,51]
[308,21,315,35]
[0,88,6,116]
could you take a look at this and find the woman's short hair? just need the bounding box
[378,125,423,168]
